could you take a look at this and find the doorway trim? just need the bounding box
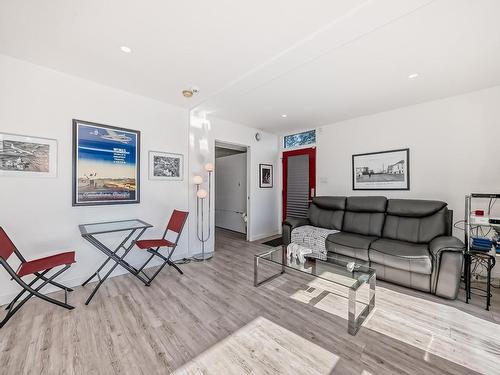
[214,140,251,241]
[282,147,316,219]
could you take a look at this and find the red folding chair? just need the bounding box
[0,227,76,328]
[135,210,188,284]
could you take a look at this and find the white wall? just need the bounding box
[0,54,189,304]
[315,85,500,240]
[188,113,280,255]
[215,152,247,234]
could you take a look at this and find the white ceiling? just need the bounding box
[1,0,500,133]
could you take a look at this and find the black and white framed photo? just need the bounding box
[352,148,409,190]
[149,151,183,181]
[72,119,140,206]
[0,132,57,178]
[259,164,273,188]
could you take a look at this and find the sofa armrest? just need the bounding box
[282,216,310,246]
[429,236,464,258]
[429,236,464,299]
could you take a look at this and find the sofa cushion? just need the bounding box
[383,199,448,243]
[309,202,344,230]
[325,232,377,261]
[370,238,432,274]
[342,212,385,237]
[342,196,387,237]
[312,196,346,210]
[346,196,387,212]
[386,199,446,217]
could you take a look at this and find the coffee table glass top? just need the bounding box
[79,219,153,236]
[256,246,375,291]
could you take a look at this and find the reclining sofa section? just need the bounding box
[283,196,464,299]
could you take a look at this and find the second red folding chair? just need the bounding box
[0,227,76,328]
[135,210,188,284]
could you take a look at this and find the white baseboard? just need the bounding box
[251,231,281,242]
[0,256,176,306]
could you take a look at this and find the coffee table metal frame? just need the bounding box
[254,245,376,335]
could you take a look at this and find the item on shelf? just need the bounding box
[474,210,485,216]
[470,236,493,252]
[470,215,491,225]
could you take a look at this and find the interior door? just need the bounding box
[282,147,316,219]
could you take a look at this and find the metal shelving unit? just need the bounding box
[464,193,499,310]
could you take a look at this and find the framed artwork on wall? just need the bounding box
[352,148,410,191]
[148,151,183,180]
[72,119,140,206]
[0,132,57,178]
[259,163,273,188]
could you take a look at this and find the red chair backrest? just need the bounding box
[0,227,16,261]
[166,210,189,234]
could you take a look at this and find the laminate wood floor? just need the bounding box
[1,228,499,375]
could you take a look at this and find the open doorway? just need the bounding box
[214,141,249,241]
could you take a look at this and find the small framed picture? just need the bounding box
[0,132,57,178]
[352,148,410,190]
[259,164,273,188]
[149,151,184,181]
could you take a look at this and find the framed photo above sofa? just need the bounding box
[352,148,410,190]
[149,151,183,181]
[72,119,140,206]
[259,164,273,188]
[0,132,57,178]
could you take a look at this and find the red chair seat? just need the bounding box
[17,251,76,277]
[135,239,175,249]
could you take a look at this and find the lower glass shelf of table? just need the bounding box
[254,245,376,335]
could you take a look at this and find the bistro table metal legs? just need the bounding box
[81,227,150,305]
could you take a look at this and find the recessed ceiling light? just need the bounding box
[120,46,132,53]
[408,73,419,79]
[281,114,288,118]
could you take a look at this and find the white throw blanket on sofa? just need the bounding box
[290,225,339,260]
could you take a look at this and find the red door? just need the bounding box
[282,147,316,219]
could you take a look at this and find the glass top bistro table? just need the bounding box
[254,245,376,335]
[79,219,153,305]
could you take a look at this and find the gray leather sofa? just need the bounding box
[283,196,464,299]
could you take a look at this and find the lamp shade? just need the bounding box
[193,175,203,185]
[197,189,208,199]
[204,162,214,172]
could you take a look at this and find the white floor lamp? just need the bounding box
[193,163,214,261]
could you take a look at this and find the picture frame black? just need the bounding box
[259,163,273,188]
[352,148,410,191]
[72,119,141,206]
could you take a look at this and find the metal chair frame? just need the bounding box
[136,211,188,284]
[0,235,74,329]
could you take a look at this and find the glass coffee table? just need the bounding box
[254,245,376,335]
